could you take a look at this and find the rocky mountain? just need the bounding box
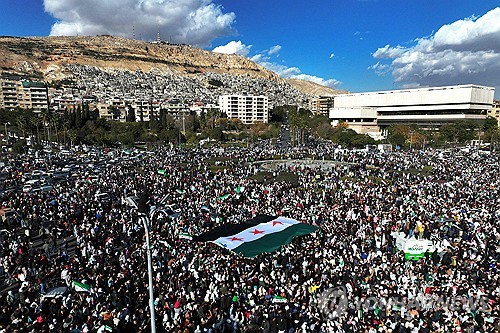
[286,79,349,96]
[0,35,345,106]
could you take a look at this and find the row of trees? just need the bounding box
[1,105,499,150]
[0,106,278,147]
[385,117,499,148]
[272,106,376,147]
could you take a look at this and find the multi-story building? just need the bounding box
[21,82,49,111]
[0,77,48,112]
[219,95,268,124]
[309,96,334,116]
[329,84,495,135]
[487,100,500,126]
[93,103,114,121]
[0,78,20,109]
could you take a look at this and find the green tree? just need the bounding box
[289,107,312,145]
[351,134,376,147]
[440,121,478,144]
[16,114,28,139]
[269,105,294,124]
[126,105,136,122]
[483,116,498,132]
[331,128,357,146]
[207,127,224,141]
[30,116,42,144]
[12,139,27,154]
[310,114,334,139]
[158,127,180,143]
[149,115,161,133]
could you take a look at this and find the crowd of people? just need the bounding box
[0,143,498,333]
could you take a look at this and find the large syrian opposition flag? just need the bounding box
[193,215,318,257]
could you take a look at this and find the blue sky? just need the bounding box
[1,0,499,96]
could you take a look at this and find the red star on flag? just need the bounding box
[272,221,283,226]
[229,237,243,241]
[251,229,264,235]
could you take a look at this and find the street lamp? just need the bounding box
[4,122,9,139]
[124,194,174,333]
[138,214,156,333]
[125,195,157,333]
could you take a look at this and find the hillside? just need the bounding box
[0,35,281,81]
[0,35,346,106]
[286,78,348,96]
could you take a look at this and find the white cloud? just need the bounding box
[367,61,391,76]
[289,74,341,88]
[258,62,301,77]
[255,59,341,88]
[249,54,263,63]
[211,39,343,89]
[371,7,500,91]
[43,0,235,47]
[373,45,406,59]
[212,40,251,56]
[268,45,281,55]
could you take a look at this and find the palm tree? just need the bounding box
[30,116,42,144]
[68,129,77,148]
[61,120,70,147]
[49,112,60,144]
[16,115,28,139]
[40,109,50,143]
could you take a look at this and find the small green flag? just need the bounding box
[217,194,230,201]
[72,280,92,293]
[273,295,288,303]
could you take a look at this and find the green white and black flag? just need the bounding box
[193,215,318,257]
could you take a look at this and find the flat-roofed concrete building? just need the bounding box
[0,78,48,112]
[219,95,268,124]
[488,100,500,127]
[309,96,334,116]
[330,84,495,135]
[21,82,49,111]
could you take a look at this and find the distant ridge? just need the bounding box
[0,35,280,81]
[0,35,346,106]
[286,78,348,96]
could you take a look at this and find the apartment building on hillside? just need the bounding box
[309,96,334,116]
[0,77,49,112]
[219,95,268,124]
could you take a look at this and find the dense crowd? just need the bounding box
[0,143,498,333]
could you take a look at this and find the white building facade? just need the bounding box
[219,95,269,124]
[330,84,495,135]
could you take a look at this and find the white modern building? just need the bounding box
[330,84,495,135]
[219,95,269,124]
